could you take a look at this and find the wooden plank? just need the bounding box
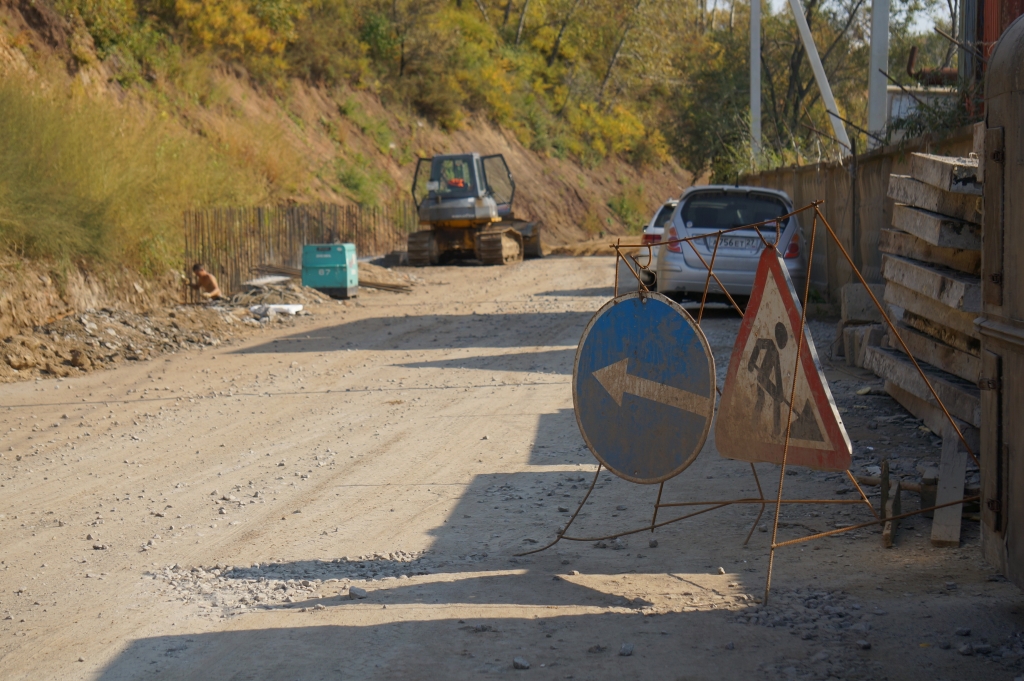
[889,322,982,383]
[864,346,981,427]
[980,350,1003,533]
[883,281,980,339]
[881,254,981,313]
[879,228,980,275]
[883,380,980,451]
[931,422,969,547]
[898,309,980,356]
[883,477,902,548]
[909,153,982,195]
[891,205,981,249]
[983,126,1004,306]
[887,175,983,224]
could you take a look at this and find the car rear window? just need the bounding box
[681,193,786,229]
[653,204,675,228]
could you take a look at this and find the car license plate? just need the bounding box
[714,236,759,250]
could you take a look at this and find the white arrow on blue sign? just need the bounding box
[573,292,717,484]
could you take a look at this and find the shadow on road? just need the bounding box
[92,606,766,681]
[538,287,615,297]
[394,348,574,375]
[231,311,596,354]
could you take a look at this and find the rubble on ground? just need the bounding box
[227,279,336,307]
[357,262,421,292]
[0,296,317,383]
[145,552,434,616]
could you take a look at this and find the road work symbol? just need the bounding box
[573,292,716,483]
[716,249,851,471]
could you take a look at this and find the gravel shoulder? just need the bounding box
[0,257,1020,681]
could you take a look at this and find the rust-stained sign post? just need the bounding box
[716,248,852,471]
[573,291,716,483]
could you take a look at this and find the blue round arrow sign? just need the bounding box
[573,292,716,484]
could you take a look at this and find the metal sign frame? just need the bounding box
[521,201,980,604]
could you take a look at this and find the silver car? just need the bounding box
[639,199,678,270]
[655,186,808,302]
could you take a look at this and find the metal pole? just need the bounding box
[867,0,890,148]
[750,0,762,155]
[787,0,852,151]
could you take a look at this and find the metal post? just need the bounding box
[750,0,762,155]
[787,0,852,151]
[867,0,890,148]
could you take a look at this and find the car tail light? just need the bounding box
[640,233,661,247]
[784,234,800,259]
[665,226,683,253]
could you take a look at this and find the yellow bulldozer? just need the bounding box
[407,153,544,266]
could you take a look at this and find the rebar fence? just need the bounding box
[183,201,418,297]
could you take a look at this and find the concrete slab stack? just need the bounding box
[859,154,983,451]
[860,153,985,548]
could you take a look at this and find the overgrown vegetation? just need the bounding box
[1,0,963,271]
[0,72,268,272]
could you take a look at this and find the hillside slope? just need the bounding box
[0,0,690,334]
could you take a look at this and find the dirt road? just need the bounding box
[1,257,1022,680]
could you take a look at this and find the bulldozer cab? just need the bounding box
[412,153,515,217]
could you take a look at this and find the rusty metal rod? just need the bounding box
[685,241,746,316]
[515,464,603,556]
[766,208,819,605]
[814,206,978,466]
[611,201,823,251]
[772,496,980,548]
[613,239,620,297]
[658,498,868,507]
[556,503,735,543]
[744,463,768,545]
[846,469,880,520]
[698,232,723,324]
[651,481,665,532]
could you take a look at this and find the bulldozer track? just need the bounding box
[408,230,438,267]
[476,228,523,265]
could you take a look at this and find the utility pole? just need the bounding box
[867,0,890,149]
[750,0,761,155]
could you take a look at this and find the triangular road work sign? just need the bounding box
[716,249,851,471]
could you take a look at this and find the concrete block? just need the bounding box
[879,228,980,276]
[932,422,970,548]
[891,204,981,249]
[864,346,981,428]
[887,175,983,224]
[897,307,981,356]
[841,283,886,323]
[881,254,981,313]
[883,281,980,339]
[909,153,982,196]
[843,323,885,368]
[889,322,981,383]
[884,380,979,452]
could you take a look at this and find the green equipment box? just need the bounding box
[302,243,358,299]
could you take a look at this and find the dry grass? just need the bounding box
[0,71,269,274]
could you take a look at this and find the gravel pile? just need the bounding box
[146,553,437,616]
[227,280,335,307]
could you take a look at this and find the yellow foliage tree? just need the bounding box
[175,0,307,63]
